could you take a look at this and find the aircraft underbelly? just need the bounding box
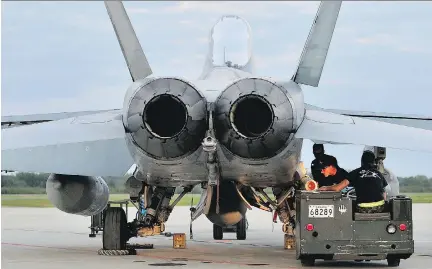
[127,131,303,188]
[218,138,303,188]
[126,135,208,187]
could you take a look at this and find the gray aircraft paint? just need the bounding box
[2,1,432,190]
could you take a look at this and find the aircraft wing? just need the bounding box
[295,109,432,153]
[305,104,432,131]
[1,109,119,128]
[1,110,134,177]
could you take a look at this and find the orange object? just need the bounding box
[305,180,318,191]
[284,234,296,250]
[173,233,186,249]
[321,165,337,177]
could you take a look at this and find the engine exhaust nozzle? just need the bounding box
[123,77,208,159]
[214,78,296,159]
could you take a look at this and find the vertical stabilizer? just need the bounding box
[292,1,342,87]
[105,1,153,81]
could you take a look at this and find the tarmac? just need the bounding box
[2,204,432,269]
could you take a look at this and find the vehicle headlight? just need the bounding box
[387,224,397,234]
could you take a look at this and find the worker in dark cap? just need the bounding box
[319,150,388,213]
[311,144,348,187]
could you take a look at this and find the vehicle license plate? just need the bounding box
[308,205,334,218]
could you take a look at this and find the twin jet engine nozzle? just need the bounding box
[123,77,297,161]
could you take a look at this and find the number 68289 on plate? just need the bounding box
[308,205,334,218]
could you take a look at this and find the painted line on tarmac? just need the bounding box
[1,242,91,253]
[191,239,274,248]
[2,228,87,235]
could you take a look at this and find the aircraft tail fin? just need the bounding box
[104,1,153,81]
[292,1,342,87]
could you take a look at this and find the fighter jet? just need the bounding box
[2,1,432,250]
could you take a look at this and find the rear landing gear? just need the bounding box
[236,217,247,240]
[93,178,194,254]
[102,207,129,250]
[213,224,223,240]
[212,218,248,240]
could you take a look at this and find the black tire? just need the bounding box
[387,258,400,267]
[213,224,223,240]
[236,218,247,240]
[300,257,315,266]
[103,207,128,250]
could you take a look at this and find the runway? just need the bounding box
[2,205,432,269]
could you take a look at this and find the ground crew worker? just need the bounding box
[311,144,348,187]
[363,146,400,199]
[319,150,388,213]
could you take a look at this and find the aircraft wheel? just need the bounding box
[387,257,400,267]
[103,207,128,250]
[236,218,247,240]
[213,224,223,240]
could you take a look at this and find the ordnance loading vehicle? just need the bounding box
[295,190,414,267]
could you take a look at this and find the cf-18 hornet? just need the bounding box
[2,1,432,250]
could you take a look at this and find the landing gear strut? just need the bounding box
[95,176,193,254]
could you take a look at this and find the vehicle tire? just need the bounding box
[387,258,400,267]
[236,218,247,240]
[213,224,223,240]
[103,207,128,250]
[300,257,315,266]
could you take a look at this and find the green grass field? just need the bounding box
[1,192,431,208]
[404,193,432,203]
[0,193,200,208]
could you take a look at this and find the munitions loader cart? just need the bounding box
[295,190,414,267]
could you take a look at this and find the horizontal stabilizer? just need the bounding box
[292,1,342,87]
[1,111,134,177]
[105,1,152,81]
[295,109,432,153]
[305,104,432,131]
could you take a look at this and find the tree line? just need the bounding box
[1,172,432,194]
[0,173,203,194]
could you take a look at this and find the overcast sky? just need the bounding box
[2,1,432,177]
